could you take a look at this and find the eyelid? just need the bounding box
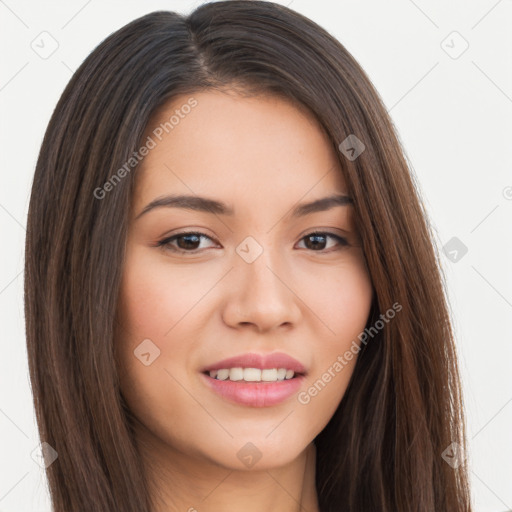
[156,230,220,251]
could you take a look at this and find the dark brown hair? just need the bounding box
[24,1,472,510]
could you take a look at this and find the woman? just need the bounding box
[24,1,472,510]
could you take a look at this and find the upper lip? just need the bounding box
[201,352,307,374]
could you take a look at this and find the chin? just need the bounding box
[201,433,310,471]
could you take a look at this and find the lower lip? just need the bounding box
[200,372,305,407]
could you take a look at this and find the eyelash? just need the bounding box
[156,230,349,255]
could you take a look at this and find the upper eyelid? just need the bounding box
[163,229,345,239]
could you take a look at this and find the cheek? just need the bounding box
[114,244,221,413]
[116,245,214,338]
[294,252,373,421]
[298,249,373,343]
[114,254,209,451]
[336,266,373,342]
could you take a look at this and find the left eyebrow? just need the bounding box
[134,193,353,220]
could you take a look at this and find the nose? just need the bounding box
[221,248,302,333]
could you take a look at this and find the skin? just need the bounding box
[115,89,374,512]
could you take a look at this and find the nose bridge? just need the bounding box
[222,234,300,331]
[239,234,287,301]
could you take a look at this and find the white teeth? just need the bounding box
[229,367,244,381]
[216,369,230,380]
[243,368,261,381]
[261,369,277,381]
[207,367,297,382]
[276,368,287,381]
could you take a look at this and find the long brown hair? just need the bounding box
[24,1,472,510]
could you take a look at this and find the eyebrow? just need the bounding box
[135,193,353,220]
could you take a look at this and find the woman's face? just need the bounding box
[115,89,373,471]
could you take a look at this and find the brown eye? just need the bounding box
[297,232,349,252]
[157,232,217,254]
[156,230,349,255]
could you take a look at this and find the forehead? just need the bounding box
[133,89,346,207]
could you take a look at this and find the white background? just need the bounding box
[0,1,511,510]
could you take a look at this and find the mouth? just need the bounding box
[199,352,307,407]
[201,367,305,408]
[202,367,304,382]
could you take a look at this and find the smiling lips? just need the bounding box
[200,352,307,407]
